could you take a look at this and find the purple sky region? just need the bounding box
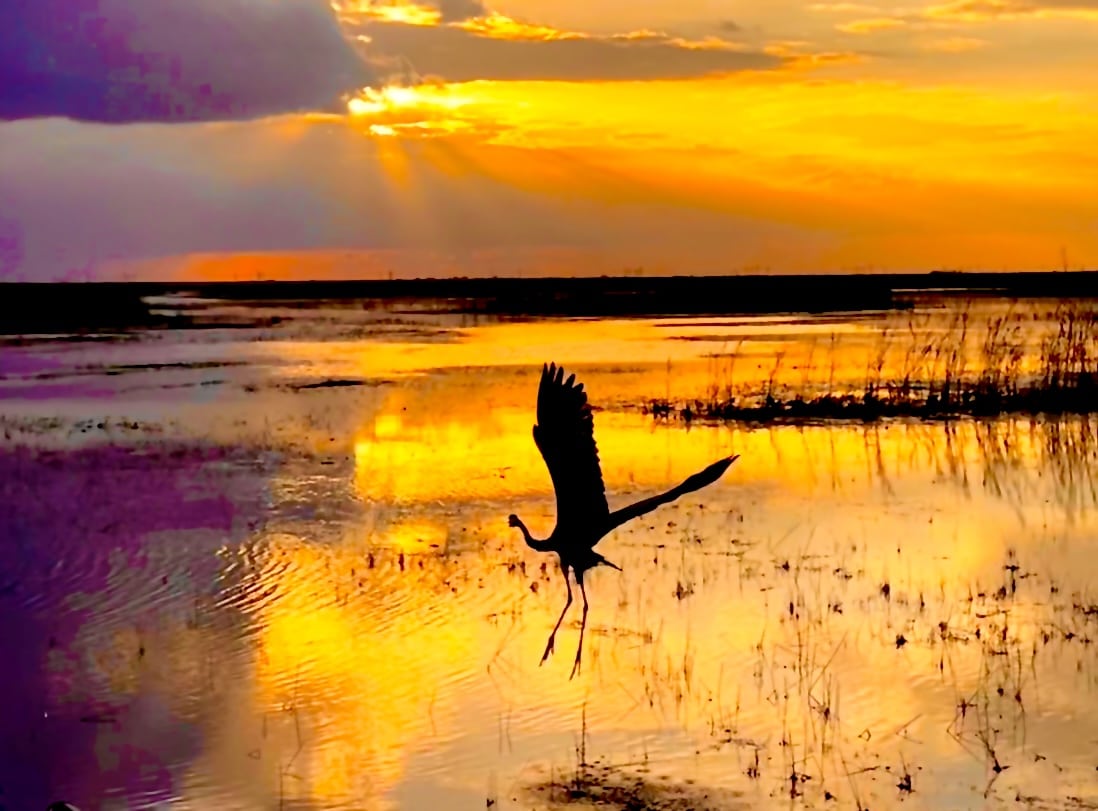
[0,0,373,123]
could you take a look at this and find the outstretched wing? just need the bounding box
[607,455,738,531]
[532,362,609,535]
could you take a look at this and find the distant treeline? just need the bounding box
[3,271,1098,334]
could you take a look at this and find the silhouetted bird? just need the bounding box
[509,362,738,677]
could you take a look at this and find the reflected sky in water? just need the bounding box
[2,297,1098,810]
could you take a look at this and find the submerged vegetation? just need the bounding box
[647,302,1098,423]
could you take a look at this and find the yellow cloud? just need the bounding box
[762,40,865,67]
[836,16,908,32]
[457,11,583,40]
[924,0,1098,21]
[342,0,754,50]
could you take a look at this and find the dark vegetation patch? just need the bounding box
[523,760,744,811]
[291,378,374,390]
[282,378,394,391]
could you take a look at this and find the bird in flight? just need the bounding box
[508,362,738,678]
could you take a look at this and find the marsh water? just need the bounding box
[2,293,1098,810]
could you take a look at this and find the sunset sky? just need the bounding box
[1,0,1097,280]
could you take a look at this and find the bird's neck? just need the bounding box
[515,518,552,552]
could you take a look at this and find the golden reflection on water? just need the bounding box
[249,535,475,805]
[253,298,1085,410]
[9,302,1098,810]
[326,343,1098,802]
[351,375,1097,523]
[215,368,1098,809]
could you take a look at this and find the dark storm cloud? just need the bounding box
[0,0,374,124]
[355,22,782,82]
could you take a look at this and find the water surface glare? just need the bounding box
[2,298,1098,810]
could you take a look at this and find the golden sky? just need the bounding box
[2,0,1097,278]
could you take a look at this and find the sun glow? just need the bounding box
[335,0,440,25]
[348,85,473,115]
[346,84,481,137]
[330,26,1098,266]
[346,86,470,127]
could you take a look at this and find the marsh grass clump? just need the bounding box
[525,761,745,811]
[523,702,747,810]
[647,302,1098,424]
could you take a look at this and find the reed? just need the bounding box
[647,302,1098,424]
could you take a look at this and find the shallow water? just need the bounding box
[2,296,1098,810]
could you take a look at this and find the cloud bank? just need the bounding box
[353,21,782,82]
[0,0,374,123]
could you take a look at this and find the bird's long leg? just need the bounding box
[569,576,590,680]
[541,565,573,664]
